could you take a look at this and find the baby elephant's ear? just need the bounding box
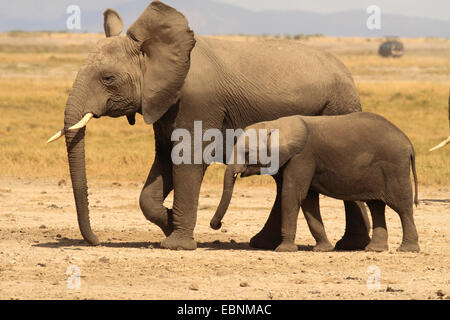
[104,9,124,37]
[277,118,309,167]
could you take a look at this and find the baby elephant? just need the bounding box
[211,112,420,253]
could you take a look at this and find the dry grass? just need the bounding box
[0,33,449,187]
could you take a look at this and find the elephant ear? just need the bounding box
[104,9,124,37]
[266,117,309,169]
[127,1,196,125]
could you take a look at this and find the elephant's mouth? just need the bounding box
[104,99,139,118]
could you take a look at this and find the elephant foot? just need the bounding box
[146,209,174,237]
[334,233,371,251]
[160,232,197,251]
[161,223,174,237]
[365,241,389,252]
[160,209,174,237]
[249,231,281,250]
[397,242,420,253]
[275,242,298,252]
[313,241,334,252]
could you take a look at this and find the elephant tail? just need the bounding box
[410,150,419,207]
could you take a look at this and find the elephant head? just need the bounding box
[47,1,196,245]
[429,92,450,151]
[210,117,307,230]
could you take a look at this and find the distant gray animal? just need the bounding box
[211,112,420,253]
[378,40,404,58]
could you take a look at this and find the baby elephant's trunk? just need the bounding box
[210,166,237,230]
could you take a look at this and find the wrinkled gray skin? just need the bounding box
[212,113,420,252]
[62,1,370,250]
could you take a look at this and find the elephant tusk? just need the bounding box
[47,129,65,143]
[68,113,94,130]
[429,136,450,152]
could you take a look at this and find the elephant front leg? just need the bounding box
[140,156,174,237]
[249,175,283,250]
[274,175,301,253]
[334,201,371,251]
[160,164,204,250]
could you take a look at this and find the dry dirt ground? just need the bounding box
[0,176,449,300]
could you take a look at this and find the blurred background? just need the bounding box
[0,0,449,186]
[1,0,450,37]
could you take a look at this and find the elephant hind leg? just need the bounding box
[334,201,371,251]
[387,199,420,253]
[385,175,419,252]
[365,200,389,252]
[249,175,283,250]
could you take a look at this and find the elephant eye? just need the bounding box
[102,75,115,83]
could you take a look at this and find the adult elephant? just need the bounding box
[48,1,370,250]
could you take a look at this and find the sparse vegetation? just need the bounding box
[0,33,448,186]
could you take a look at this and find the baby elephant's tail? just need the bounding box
[411,150,419,207]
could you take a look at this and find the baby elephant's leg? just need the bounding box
[275,159,314,252]
[301,191,334,252]
[365,200,389,252]
[274,179,301,252]
[386,174,420,252]
[391,201,420,252]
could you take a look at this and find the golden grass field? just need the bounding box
[0,33,449,186]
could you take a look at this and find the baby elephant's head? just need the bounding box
[210,116,309,230]
[227,122,281,178]
[210,123,281,230]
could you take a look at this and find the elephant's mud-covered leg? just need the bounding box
[249,175,283,250]
[160,164,204,250]
[139,156,174,237]
[334,201,371,251]
[301,191,334,252]
[365,200,389,252]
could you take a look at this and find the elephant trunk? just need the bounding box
[64,94,100,245]
[210,166,237,230]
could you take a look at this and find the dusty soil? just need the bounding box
[0,177,449,300]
